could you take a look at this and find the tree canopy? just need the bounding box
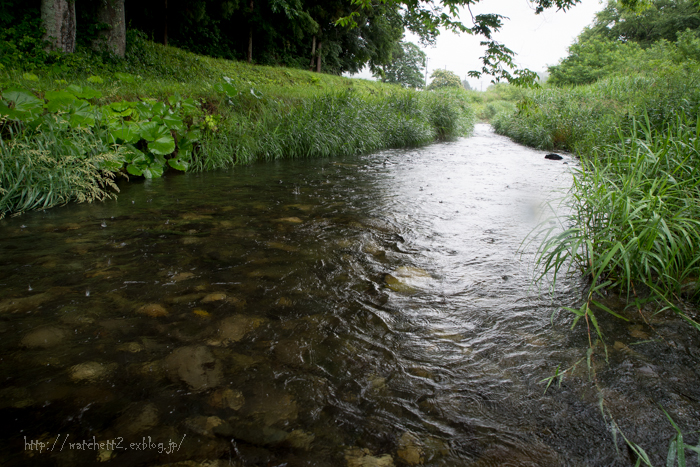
[427,69,462,90]
[2,0,585,83]
[548,0,700,86]
[373,41,426,88]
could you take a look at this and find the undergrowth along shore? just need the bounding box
[493,68,700,335]
[0,34,480,219]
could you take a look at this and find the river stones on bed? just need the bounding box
[21,326,68,348]
[163,345,223,391]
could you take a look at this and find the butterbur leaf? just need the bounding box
[66,84,102,100]
[44,90,76,112]
[68,101,96,128]
[148,133,176,155]
[109,124,140,143]
[142,164,164,179]
[109,101,133,117]
[126,163,144,176]
[168,93,181,107]
[122,144,144,163]
[168,157,190,171]
[135,101,154,119]
[2,89,44,120]
[138,121,161,141]
[162,113,184,131]
[151,102,168,117]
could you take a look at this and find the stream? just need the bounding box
[1,124,699,466]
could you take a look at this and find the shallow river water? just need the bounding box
[1,124,700,466]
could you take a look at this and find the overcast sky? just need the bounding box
[351,0,605,89]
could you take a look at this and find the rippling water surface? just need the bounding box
[1,124,699,466]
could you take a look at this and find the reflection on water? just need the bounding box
[1,124,699,466]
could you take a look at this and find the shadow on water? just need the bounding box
[0,124,699,466]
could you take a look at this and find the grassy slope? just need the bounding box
[0,37,479,217]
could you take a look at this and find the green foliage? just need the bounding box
[580,0,700,48]
[427,69,462,91]
[194,87,474,171]
[549,0,700,86]
[374,41,426,89]
[0,117,125,217]
[548,37,644,86]
[0,82,204,217]
[534,116,700,330]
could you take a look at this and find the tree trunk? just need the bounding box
[247,0,254,63]
[315,41,322,73]
[309,35,316,69]
[93,0,126,57]
[163,0,168,46]
[41,0,76,53]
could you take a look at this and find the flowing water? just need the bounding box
[1,124,699,466]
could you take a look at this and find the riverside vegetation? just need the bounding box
[493,8,700,464]
[0,31,476,219]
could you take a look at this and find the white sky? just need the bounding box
[351,0,605,89]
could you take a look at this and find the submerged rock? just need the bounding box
[21,326,68,348]
[163,345,223,391]
[211,315,265,345]
[183,415,233,438]
[276,217,304,224]
[69,361,117,382]
[172,272,196,282]
[116,342,144,353]
[201,293,227,303]
[345,447,394,467]
[244,388,298,426]
[136,303,169,318]
[285,429,315,450]
[114,403,159,436]
[208,388,245,410]
[0,291,57,314]
[397,432,424,465]
[385,266,431,294]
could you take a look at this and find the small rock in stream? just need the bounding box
[163,345,223,391]
[208,388,245,410]
[544,153,563,160]
[21,326,68,348]
[136,303,169,318]
[69,361,117,382]
[114,402,160,435]
[397,432,424,465]
[345,447,394,467]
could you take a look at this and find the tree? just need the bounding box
[338,0,583,84]
[461,79,471,90]
[41,0,76,53]
[577,0,700,48]
[93,0,126,57]
[427,69,462,90]
[548,36,643,85]
[374,41,426,87]
[547,0,700,85]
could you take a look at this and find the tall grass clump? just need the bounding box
[0,119,125,218]
[534,115,700,334]
[493,70,700,155]
[193,88,474,171]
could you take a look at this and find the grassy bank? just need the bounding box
[0,33,475,218]
[493,68,700,332]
